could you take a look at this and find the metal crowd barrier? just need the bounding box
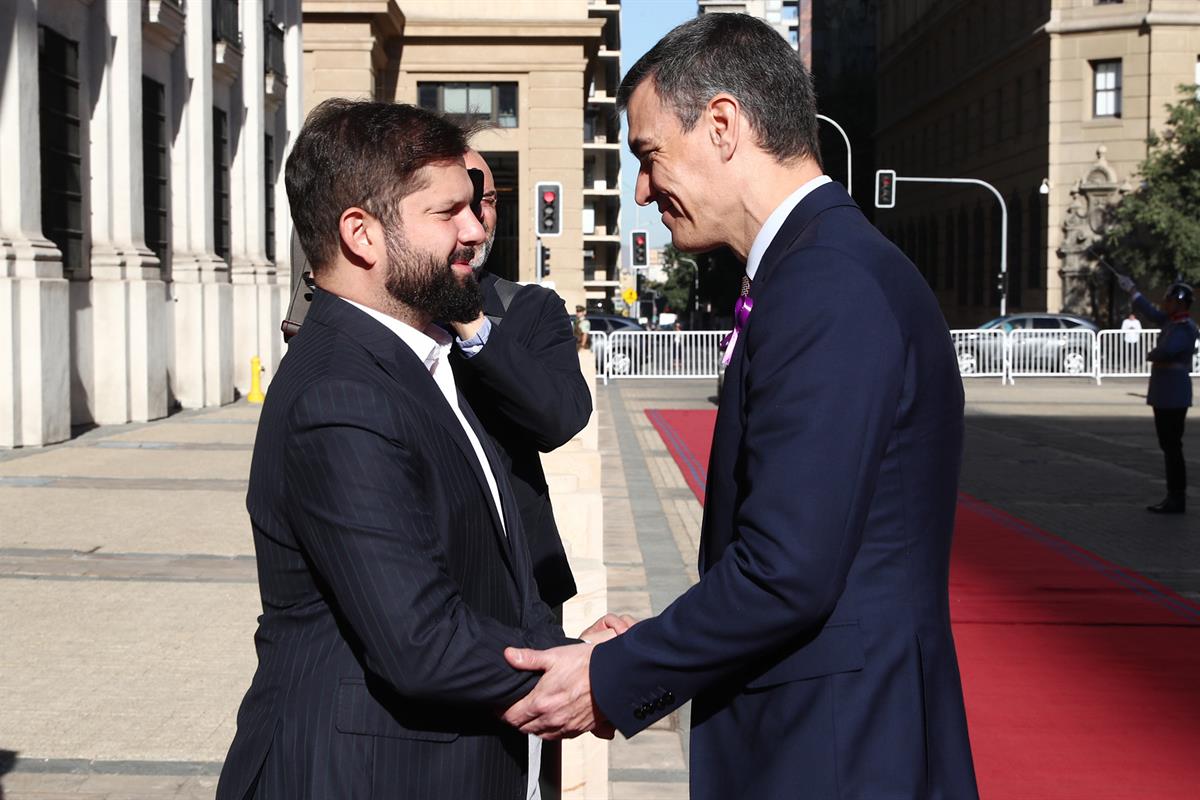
[951,328,1200,384]
[595,329,1198,385]
[601,330,729,382]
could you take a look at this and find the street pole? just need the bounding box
[888,175,1009,317]
[817,114,852,197]
[677,255,700,329]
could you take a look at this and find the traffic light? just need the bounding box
[540,244,551,277]
[535,182,562,236]
[875,169,896,209]
[630,229,648,268]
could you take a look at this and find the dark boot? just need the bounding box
[1146,496,1186,514]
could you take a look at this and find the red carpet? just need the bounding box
[646,408,1200,799]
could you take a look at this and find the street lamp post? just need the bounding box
[817,114,852,197]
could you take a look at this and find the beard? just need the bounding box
[469,228,496,272]
[382,228,483,324]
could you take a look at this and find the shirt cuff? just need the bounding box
[456,316,493,358]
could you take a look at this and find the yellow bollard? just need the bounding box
[248,356,266,404]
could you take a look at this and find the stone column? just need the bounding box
[230,0,281,398]
[170,0,234,409]
[0,0,71,447]
[86,0,168,426]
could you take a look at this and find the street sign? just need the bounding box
[622,287,638,305]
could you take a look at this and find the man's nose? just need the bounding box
[634,170,652,206]
[457,209,486,245]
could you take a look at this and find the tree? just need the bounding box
[1100,86,1200,288]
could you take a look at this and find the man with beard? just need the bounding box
[217,100,619,800]
[449,149,595,799]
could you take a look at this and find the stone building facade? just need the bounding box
[1,0,304,448]
[874,0,1200,327]
[300,0,619,312]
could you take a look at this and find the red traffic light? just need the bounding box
[634,234,645,245]
[542,190,557,203]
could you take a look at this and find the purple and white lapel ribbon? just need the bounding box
[719,293,754,366]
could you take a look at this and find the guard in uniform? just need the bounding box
[1120,276,1198,514]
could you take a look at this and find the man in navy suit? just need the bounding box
[502,15,979,799]
[217,100,617,800]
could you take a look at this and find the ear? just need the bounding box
[338,207,382,269]
[707,93,741,162]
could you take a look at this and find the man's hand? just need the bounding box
[579,613,638,644]
[1117,273,1137,295]
[501,643,606,740]
[450,312,487,342]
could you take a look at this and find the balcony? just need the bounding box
[143,0,185,51]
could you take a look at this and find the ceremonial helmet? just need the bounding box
[1164,282,1193,308]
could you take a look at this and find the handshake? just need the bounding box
[500,613,638,741]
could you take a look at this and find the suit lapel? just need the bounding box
[305,290,519,583]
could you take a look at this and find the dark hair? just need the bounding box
[616,14,820,165]
[285,99,468,273]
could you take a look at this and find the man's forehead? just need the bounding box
[410,161,472,201]
[626,81,668,151]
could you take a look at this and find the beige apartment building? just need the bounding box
[2,0,304,448]
[301,0,622,313]
[875,0,1200,327]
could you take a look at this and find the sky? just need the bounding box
[617,0,697,258]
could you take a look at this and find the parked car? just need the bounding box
[586,313,643,374]
[956,313,1099,375]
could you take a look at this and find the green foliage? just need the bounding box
[647,244,697,314]
[1101,86,1200,287]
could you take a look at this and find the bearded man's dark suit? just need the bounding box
[216,289,568,800]
[451,270,592,607]
[590,182,979,799]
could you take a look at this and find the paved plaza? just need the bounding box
[2,376,1197,799]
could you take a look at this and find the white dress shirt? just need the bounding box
[340,297,542,800]
[745,174,833,281]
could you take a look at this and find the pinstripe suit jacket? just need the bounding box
[217,290,569,800]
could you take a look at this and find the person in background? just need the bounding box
[573,305,591,350]
[1119,275,1198,514]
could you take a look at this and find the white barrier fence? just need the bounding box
[952,328,1200,384]
[595,328,1199,384]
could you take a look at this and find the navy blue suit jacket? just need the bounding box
[591,183,979,799]
[217,290,568,800]
[451,271,592,607]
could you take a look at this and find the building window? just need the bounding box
[265,134,276,263]
[143,77,169,263]
[417,82,518,128]
[214,0,241,46]
[213,107,231,263]
[1095,0,1123,5]
[38,26,83,274]
[1092,60,1122,117]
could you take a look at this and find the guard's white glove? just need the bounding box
[1116,273,1136,294]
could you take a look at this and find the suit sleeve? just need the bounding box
[458,288,592,451]
[590,250,906,737]
[284,379,541,708]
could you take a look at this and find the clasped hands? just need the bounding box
[500,613,637,741]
